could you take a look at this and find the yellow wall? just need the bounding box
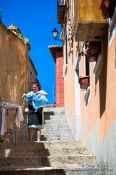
[78,0,105,22]
[0,22,29,105]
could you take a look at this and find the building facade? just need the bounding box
[49,45,64,107]
[0,22,37,105]
[0,22,38,138]
[57,0,116,173]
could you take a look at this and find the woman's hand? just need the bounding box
[22,93,27,99]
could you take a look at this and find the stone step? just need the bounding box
[21,123,69,130]
[0,165,111,175]
[41,132,72,138]
[44,114,66,120]
[4,134,65,143]
[43,107,65,115]
[48,115,66,120]
[44,123,69,129]
[0,168,66,175]
[0,147,87,157]
[22,110,65,121]
[22,116,67,126]
[1,107,109,175]
[0,141,84,149]
[0,155,96,167]
[3,132,16,143]
[45,120,67,125]
[5,128,73,141]
[42,128,72,135]
[16,127,71,135]
[45,118,67,122]
[41,135,74,141]
[20,119,69,129]
[41,135,73,141]
[44,124,69,131]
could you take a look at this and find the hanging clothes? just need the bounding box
[1,108,6,135]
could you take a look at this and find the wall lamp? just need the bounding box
[52,28,62,42]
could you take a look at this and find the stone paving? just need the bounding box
[0,107,112,174]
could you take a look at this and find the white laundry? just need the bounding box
[16,106,24,123]
[1,108,6,135]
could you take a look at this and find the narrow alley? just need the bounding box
[0,0,116,175]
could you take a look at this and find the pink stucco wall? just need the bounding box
[64,43,77,131]
[79,29,116,141]
[56,52,64,107]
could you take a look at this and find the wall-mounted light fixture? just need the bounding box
[52,28,62,42]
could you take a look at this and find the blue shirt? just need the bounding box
[25,91,48,111]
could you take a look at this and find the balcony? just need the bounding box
[74,0,108,41]
[57,0,66,24]
[86,41,101,62]
[100,0,116,19]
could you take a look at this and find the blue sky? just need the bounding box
[0,0,61,104]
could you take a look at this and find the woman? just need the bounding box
[22,82,48,142]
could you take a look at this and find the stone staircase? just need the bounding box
[0,107,111,174]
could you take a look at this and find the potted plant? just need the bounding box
[86,41,101,62]
[79,76,90,90]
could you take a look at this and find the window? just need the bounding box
[85,43,90,77]
[65,27,68,65]
[66,29,68,64]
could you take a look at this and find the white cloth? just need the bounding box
[16,106,24,122]
[1,108,6,135]
[39,90,47,94]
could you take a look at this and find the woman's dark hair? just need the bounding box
[32,82,41,90]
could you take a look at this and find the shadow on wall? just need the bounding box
[99,31,108,118]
